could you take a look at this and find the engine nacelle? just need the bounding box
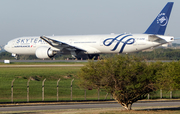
[35,47,55,59]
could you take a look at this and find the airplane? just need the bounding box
[4,2,174,60]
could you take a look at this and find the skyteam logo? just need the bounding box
[103,34,135,53]
[157,13,168,26]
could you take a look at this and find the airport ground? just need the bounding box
[0,61,180,113]
[0,100,180,114]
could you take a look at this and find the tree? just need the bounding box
[156,61,180,91]
[78,55,158,110]
[0,52,14,59]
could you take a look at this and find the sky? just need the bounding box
[0,0,180,46]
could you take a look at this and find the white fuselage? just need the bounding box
[4,33,174,58]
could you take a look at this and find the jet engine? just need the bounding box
[35,47,55,59]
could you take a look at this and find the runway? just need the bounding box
[0,101,180,112]
[0,60,89,63]
[0,64,84,67]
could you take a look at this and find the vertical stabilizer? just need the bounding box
[144,2,174,35]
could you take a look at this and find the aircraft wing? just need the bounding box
[40,36,86,51]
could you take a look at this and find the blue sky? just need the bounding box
[0,0,180,45]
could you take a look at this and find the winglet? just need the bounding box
[144,2,174,35]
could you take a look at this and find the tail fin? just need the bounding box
[144,2,174,35]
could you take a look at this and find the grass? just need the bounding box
[0,65,111,102]
[0,67,79,80]
[0,63,180,103]
[68,109,180,114]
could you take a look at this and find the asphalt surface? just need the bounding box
[0,60,89,63]
[0,64,84,67]
[0,101,180,112]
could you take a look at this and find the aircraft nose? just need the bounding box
[4,44,9,51]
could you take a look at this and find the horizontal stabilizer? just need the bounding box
[148,35,174,43]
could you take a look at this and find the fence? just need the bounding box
[0,78,180,103]
[0,78,113,103]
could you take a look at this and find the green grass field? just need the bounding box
[0,63,179,103]
[0,64,111,102]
